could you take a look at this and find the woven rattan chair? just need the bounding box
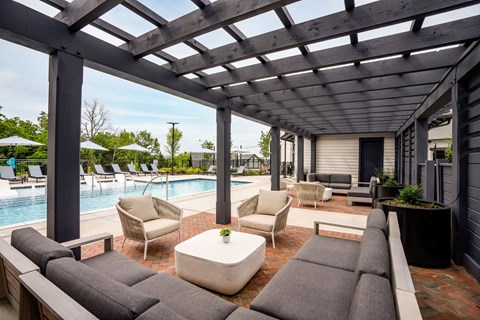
[237,192,292,248]
[295,182,326,209]
[116,195,183,260]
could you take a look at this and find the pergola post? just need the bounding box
[414,118,428,184]
[47,51,83,252]
[216,107,231,224]
[296,135,304,182]
[270,126,280,190]
[310,136,317,173]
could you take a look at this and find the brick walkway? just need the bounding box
[82,211,480,319]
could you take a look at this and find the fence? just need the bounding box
[418,160,452,204]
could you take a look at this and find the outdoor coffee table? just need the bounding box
[174,229,266,295]
[323,187,333,201]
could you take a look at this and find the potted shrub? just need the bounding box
[374,177,405,199]
[375,185,451,268]
[219,227,231,243]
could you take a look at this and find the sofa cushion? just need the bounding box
[46,257,159,320]
[355,228,390,282]
[136,301,189,320]
[331,174,351,184]
[119,194,158,222]
[239,214,275,232]
[348,274,396,320]
[81,250,157,286]
[293,235,360,272]
[144,219,181,240]
[256,189,288,215]
[317,173,331,184]
[10,227,74,275]
[330,183,352,190]
[366,209,387,235]
[347,187,372,198]
[132,273,237,320]
[226,307,278,320]
[251,260,355,320]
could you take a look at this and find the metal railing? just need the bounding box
[142,174,169,200]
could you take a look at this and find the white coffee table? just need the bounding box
[323,187,333,201]
[174,229,266,295]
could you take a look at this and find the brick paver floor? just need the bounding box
[82,209,480,319]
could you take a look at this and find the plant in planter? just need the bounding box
[219,227,232,243]
[374,168,392,184]
[375,184,451,268]
[374,176,405,200]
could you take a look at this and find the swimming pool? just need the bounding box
[0,178,249,227]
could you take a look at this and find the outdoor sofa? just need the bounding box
[0,210,420,320]
[347,176,379,206]
[307,173,352,194]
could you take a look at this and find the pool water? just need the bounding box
[0,178,249,227]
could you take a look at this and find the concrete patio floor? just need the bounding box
[1,175,479,319]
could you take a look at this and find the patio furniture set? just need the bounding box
[0,207,420,319]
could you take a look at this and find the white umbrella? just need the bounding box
[81,140,108,151]
[0,135,44,147]
[118,143,149,153]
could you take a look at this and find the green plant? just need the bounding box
[395,185,422,206]
[445,139,453,163]
[219,227,231,237]
[384,178,399,187]
[374,168,391,181]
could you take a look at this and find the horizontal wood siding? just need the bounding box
[441,165,453,204]
[303,138,311,173]
[316,133,395,185]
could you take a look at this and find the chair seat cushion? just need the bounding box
[239,214,275,232]
[251,260,355,320]
[330,183,352,189]
[132,273,237,320]
[347,187,372,197]
[46,257,159,320]
[119,194,158,222]
[136,301,189,320]
[256,189,288,215]
[293,235,360,272]
[81,250,157,286]
[143,219,181,240]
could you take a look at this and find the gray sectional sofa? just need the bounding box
[307,173,352,194]
[0,210,420,320]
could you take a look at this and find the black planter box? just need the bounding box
[375,197,451,268]
[374,184,405,199]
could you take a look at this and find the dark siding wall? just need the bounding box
[441,165,453,204]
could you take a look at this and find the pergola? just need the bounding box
[1,0,480,278]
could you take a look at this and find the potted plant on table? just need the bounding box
[219,227,232,243]
[375,185,451,268]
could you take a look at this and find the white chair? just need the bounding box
[294,182,326,209]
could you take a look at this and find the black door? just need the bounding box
[359,138,384,182]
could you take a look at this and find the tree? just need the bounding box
[81,99,111,141]
[201,139,215,161]
[258,130,271,161]
[164,127,183,165]
[136,130,161,164]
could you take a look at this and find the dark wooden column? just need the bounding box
[414,118,428,184]
[216,107,231,224]
[47,51,83,248]
[270,126,280,190]
[296,135,304,182]
[310,136,317,173]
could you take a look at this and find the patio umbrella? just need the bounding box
[118,143,150,164]
[80,140,108,151]
[0,135,44,158]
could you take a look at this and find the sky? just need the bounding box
[1,0,479,154]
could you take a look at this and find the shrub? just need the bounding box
[384,178,399,187]
[395,185,422,206]
[175,167,188,175]
[445,139,453,163]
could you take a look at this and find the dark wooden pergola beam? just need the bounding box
[171,0,478,75]
[274,7,309,55]
[236,69,445,105]
[403,17,426,58]
[280,104,419,117]
[198,17,480,88]
[281,111,414,121]
[223,47,464,96]
[123,0,298,58]
[344,0,358,46]
[54,0,123,32]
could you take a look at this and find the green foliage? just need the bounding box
[201,140,215,161]
[258,131,271,161]
[445,139,453,163]
[395,185,423,206]
[175,152,191,168]
[374,168,392,181]
[164,127,183,163]
[244,169,260,175]
[384,178,399,187]
[219,227,231,237]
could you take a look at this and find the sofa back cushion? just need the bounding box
[317,173,331,183]
[256,189,288,215]
[348,274,396,320]
[366,209,387,236]
[46,257,159,320]
[331,174,352,184]
[355,228,390,282]
[11,227,74,275]
[119,194,159,222]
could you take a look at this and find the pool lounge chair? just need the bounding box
[232,166,245,177]
[28,165,46,183]
[111,164,128,174]
[127,163,146,176]
[140,163,157,175]
[93,164,115,179]
[200,165,215,175]
[150,164,166,175]
[79,165,88,179]
[0,166,23,183]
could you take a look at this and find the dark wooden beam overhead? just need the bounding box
[403,17,426,58]
[171,0,479,75]
[122,0,167,27]
[122,0,298,58]
[223,47,464,96]
[274,7,309,55]
[344,0,359,46]
[198,17,480,88]
[54,0,123,32]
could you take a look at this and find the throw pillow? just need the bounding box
[120,194,158,222]
[256,189,288,215]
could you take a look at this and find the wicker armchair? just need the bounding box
[116,196,183,260]
[237,193,292,248]
[295,182,326,209]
